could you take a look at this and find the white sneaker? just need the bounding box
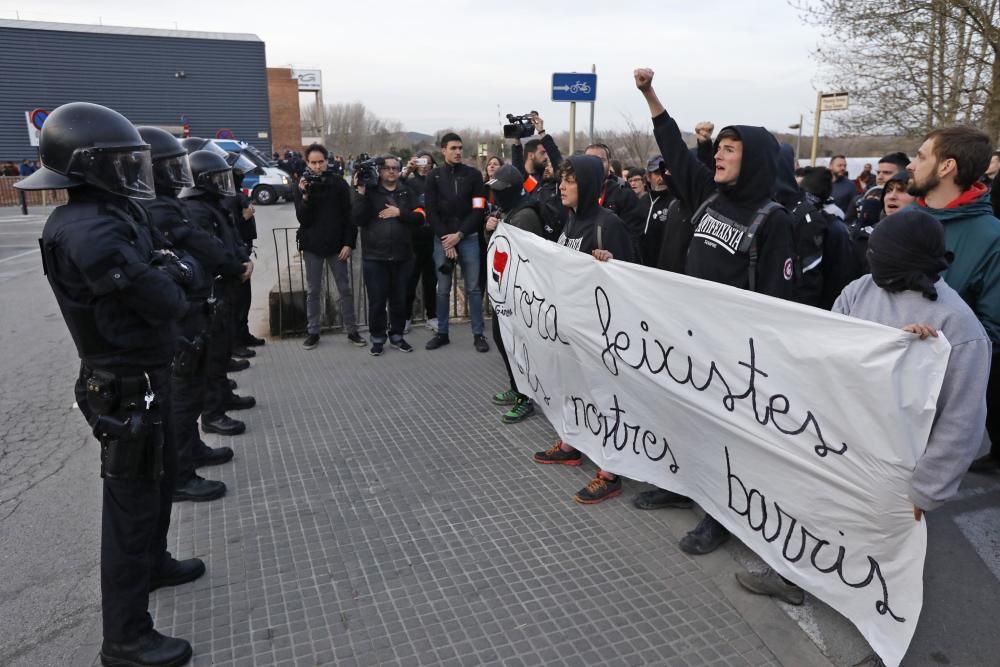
[425,317,439,332]
[404,319,412,334]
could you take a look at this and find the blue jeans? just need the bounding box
[433,234,484,336]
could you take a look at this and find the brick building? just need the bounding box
[266,68,302,156]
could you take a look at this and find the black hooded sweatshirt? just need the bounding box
[557,155,636,263]
[638,187,675,267]
[652,111,794,298]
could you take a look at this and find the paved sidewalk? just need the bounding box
[72,322,833,667]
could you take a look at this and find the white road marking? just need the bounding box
[0,248,37,265]
[953,507,1000,580]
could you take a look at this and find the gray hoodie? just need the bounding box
[833,275,991,510]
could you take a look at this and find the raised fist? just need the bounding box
[633,68,654,92]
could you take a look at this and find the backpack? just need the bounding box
[785,194,835,305]
[525,181,567,242]
[689,193,782,292]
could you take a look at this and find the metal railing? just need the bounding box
[270,227,477,337]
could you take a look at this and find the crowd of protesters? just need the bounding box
[283,69,1000,614]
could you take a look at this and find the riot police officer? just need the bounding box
[16,102,199,666]
[181,151,255,436]
[137,127,236,502]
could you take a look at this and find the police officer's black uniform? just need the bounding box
[16,102,199,667]
[138,127,235,503]
[181,151,254,434]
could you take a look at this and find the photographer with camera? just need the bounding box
[294,143,364,351]
[510,112,562,188]
[402,151,439,332]
[352,156,424,355]
[424,132,490,353]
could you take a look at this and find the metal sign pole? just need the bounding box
[589,64,596,145]
[810,91,822,166]
[569,102,577,155]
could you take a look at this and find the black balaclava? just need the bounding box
[867,208,951,300]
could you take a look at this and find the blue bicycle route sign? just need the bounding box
[551,73,597,102]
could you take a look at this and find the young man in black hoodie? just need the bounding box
[532,155,636,504]
[634,67,796,555]
[637,155,675,267]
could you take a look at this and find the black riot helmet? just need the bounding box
[185,150,236,197]
[137,126,194,191]
[14,102,154,199]
[180,136,211,155]
[181,136,254,178]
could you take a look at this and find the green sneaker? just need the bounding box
[492,389,519,405]
[501,398,535,424]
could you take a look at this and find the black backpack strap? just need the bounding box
[740,201,783,292]
[688,192,721,229]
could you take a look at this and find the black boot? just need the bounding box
[173,475,226,502]
[223,394,256,410]
[227,358,250,372]
[192,443,234,468]
[100,629,192,667]
[679,514,730,555]
[201,415,246,436]
[150,556,206,592]
[232,346,256,358]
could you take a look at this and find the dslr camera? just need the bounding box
[503,112,537,140]
[302,168,335,191]
[354,153,383,188]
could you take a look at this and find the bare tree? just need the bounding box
[301,101,409,157]
[794,0,999,142]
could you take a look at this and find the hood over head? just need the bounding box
[773,143,799,203]
[714,125,779,204]
[565,154,605,218]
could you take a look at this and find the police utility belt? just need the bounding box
[83,363,164,481]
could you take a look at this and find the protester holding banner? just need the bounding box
[532,154,636,504]
[737,207,991,606]
[905,126,1000,473]
[484,164,545,424]
[634,66,796,554]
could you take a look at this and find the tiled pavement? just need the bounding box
[137,322,830,667]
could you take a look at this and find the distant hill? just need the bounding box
[406,131,435,146]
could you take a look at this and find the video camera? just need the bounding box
[503,112,537,140]
[354,153,383,188]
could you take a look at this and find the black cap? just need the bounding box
[486,164,523,191]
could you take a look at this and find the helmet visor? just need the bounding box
[73,147,155,199]
[226,152,257,176]
[153,154,195,189]
[200,169,236,196]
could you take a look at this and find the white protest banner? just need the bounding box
[487,224,950,667]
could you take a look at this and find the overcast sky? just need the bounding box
[1,1,829,137]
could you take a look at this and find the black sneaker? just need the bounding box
[391,339,413,353]
[224,394,256,411]
[232,346,256,358]
[173,475,226,502]
[303,334,320,350]
[243,334,266,347]
[347,332,367,347]
[473,335,490,353]
[425,333,450,350]
[632,488,693,510]
[150,556,206,592]
[201,415,246,436]
[100,630,192,667]
[370,342,384,356]
[679,514,730,555]
[227,358,250,372]
[575,475,623,504]
[532,441,583,466]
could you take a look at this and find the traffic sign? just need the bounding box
[30,108,49,130]
[215,128,236,140]
[551,73,597,102]
[820,92,849,111]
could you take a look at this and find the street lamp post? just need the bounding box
[788,114,803,161]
